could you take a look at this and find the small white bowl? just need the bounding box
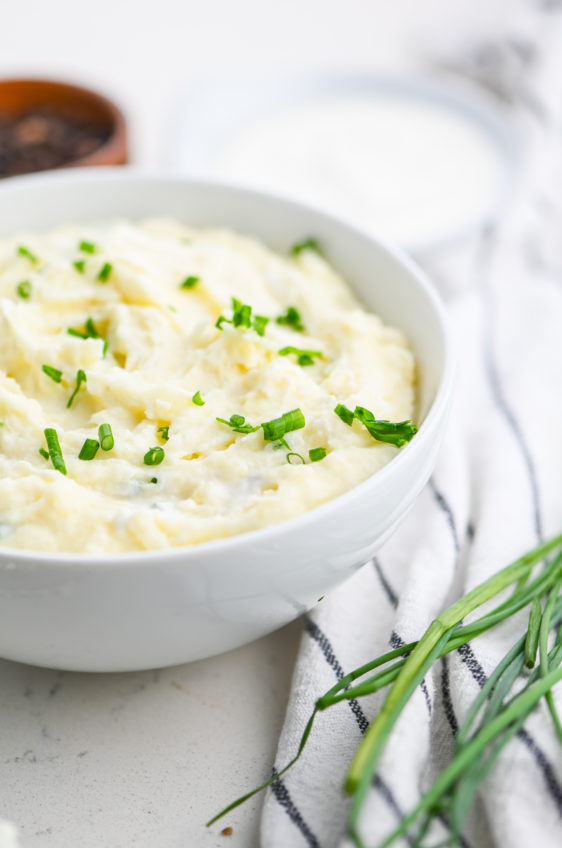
[0,170,454,671]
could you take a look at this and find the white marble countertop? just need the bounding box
[0,1,511,845]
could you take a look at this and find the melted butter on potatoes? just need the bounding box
[0,219,415,553]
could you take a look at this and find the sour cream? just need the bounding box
[0,220,415,553]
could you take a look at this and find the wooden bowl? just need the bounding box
[0,78,128,175]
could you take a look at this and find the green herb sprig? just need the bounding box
[207,533,562,848]
[43,427,66,474]
[216,414,260,435]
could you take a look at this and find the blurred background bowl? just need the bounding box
[0,77,127,177]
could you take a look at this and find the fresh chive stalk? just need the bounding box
[261,409,305,441]
[207,533,562,844]
[334,402,417,447]
[79,240,96,254]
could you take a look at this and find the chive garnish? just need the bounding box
[334,403,355,426]
[278,346,323,366]
[157,425,170,442]
[67,318,108,356]
[216,414,260,435]
[73,259,86,273]
[98,262,113,282]
[79,240,96,254]
[98,423,114,451]
[42,364,62,383]
[276,306,305,332]
[78,438,100,461]
[66,369,87,408]
[290,237,322,256]
[261,409,305,441]
[192,391,205,406]
[216,297,268,336]
[287,452,305,464]
[144,446,165,466]
[353,405,417,447]
[17,245,38,263]
[309,447,326,462]
[180,275,199,289]
[16,280,32,299]
[44,428,66,474]
[252,315,269,337]
[38,447,49,460]
[150,477,158,484]
[334,403,417,447]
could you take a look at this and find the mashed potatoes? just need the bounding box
[0,219,415,553]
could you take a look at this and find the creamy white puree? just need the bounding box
[0,220,415,553]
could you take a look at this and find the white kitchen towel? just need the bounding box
[260,4,562,848]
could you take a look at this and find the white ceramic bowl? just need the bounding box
[0,170,453,672]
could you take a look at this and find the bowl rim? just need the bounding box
[0,76,128,169]
[0,168,455,566]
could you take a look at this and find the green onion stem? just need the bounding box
[98,423,114,451]
[44,428,66,475]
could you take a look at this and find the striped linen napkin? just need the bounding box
[260,6,562,848]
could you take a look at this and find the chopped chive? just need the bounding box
[168,304,177,312]
[79,240,96,254]
[98,423,114,451]
[334,403,355,426]
[261,408,305,441]
[287,452,305,464]
[252,314,269,337]
[98,262,113,282]
[290,237,322,256]
[67,318,108,356]
[78,438,100,461]
[16,280,32,299]
[276,306,305,332]
[272,438,290,451]
[216,414,259,434]
[309,447,327,462]
[38,447,49,460]
[216,297,268,336]
[157,425,170,442]
[73,259,86,273]
[524,597,542,668]
[17,245,38,264]
[44,428,66,474]
[278,346,323,366]
[144,446,165,466]
[192,391,205,406]
[353,405,417,447]
[150,477,158,484]
[180,275,199,289]
[66,369,87,408]
[42,364,62,383]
